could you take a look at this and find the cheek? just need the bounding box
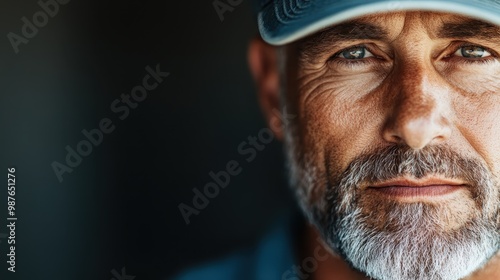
[450,69,500,174]
[444,64,500,95]
[457,104,500,175]
[296,69,386,174]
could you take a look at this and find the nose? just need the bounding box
[382,66,452,150]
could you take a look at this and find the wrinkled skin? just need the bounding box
[249,11,500,280]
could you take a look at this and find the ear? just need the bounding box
[248,36,284,141]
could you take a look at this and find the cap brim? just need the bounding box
[258,0,500,45]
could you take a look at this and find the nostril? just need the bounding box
[390,135,402,143]
[383,128,403,144]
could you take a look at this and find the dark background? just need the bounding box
[0,0,295,279]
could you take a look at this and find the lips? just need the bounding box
[368,178,467,197]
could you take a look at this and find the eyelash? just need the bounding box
[328,43,498,67]
[328,45,381,67]
[446,43,497,64]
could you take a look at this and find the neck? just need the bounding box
[464,251,500,280]
[301,225,367,280]
[303,224,500,280]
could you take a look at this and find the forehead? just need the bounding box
[295,12,500,55]
[355,12,496,37]
[353,12,459,33]
[302,12,500,42]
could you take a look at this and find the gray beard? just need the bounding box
[327,202,499,280]
[284,130,500,280]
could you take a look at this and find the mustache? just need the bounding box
[332,145,492,188]
[325,145,497,215]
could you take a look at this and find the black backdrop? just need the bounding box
[0,0,295,279]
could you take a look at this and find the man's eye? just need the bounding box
[337,47,374,60]
[454,46,492,58]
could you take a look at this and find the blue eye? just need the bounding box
[455,46,491,58]
[338,47,374,59]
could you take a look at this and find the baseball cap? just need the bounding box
[257,0,500,45]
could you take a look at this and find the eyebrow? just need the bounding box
[298,21,389,59]
[438,19,500,40]
[298,18,500,61]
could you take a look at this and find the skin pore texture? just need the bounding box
[248,11,500,280]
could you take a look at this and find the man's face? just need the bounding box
[280,12,500,280]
